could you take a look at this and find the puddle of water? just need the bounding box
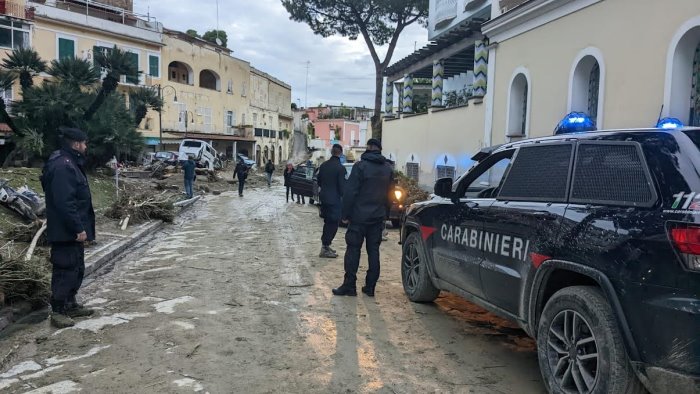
[23,380,81,394]
[0,360,42,378]
[55,313,149,335]
[173,378,204,392]
[45,345,111,366]
[153,296,195,314]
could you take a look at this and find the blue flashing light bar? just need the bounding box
[554,112,597,135]
[656,117,684,130]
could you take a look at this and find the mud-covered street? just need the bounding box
[0,184,544,393]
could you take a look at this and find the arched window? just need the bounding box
[264,146,269,162]
[569,49,605,128]
[506,71,530,137]
[199,70,221,91]
[168,61,193,85]
[256,145,262,167]
[279,148,282,164]
[666,19,700,126]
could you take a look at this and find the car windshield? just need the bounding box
[155,152,170,159]
[182,141,201,148]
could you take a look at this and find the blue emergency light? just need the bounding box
[554,112,597,135]
[656,117,684,130]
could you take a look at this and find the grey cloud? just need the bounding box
[135,0,428,108]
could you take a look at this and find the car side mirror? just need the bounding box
[434,178,454,199]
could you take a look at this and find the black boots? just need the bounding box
[332,285,357,296]
[361,286,375,297]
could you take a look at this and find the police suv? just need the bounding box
[400,119,700,393]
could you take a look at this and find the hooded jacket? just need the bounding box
[41,148,96,243]
[341,150,394,225]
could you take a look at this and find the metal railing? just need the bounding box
[29,0,161,32]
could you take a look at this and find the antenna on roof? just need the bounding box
[215,0,222,46]
[657,104,664,127]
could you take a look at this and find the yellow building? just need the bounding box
[383,0,700,188]
[158,29,257,159]
[249,67,293,166]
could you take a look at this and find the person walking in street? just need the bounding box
[265,160,275,187]
[182,154,196,199]
[284,162,295,203]
[233,158,249,197]
[317,144,346,258]
[333,139,394,297]
[41,127,96,328]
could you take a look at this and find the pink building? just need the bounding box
[313,120,360,149]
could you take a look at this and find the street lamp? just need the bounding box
[183,110,194,139]
[152,84,178,149]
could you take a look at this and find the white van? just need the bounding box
[178,139,217,171]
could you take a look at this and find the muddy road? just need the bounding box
[0,184,544,393]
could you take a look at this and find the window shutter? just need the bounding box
[149,55,159,78]
[58,38,75,59]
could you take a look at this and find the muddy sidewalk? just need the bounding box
[0,186,544,393]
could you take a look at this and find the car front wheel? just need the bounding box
[401,232,440,303]
[537,286,646,394]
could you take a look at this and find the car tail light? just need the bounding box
[669,225,700,271]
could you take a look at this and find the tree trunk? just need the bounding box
[134,105,148,127]
[84,88,107,121]
[372,66,384,142]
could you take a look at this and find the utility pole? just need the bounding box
[305,60,310,109]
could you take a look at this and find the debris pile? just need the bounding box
[105,192,177,224]
[395,172,430,206]
[6,222,46,245]
[0,244,51,304]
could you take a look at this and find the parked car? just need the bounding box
[178,139,217,171]
[289,164,317,203]
[237,153,256,168]
[154,151,179,166]
[400,126,700,394]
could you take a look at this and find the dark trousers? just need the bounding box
[184,178,194,199]
[50,242,85,313]
[286,186,294,202]
[321,203,341,247]
[238,178,245,196]
[343,221,383,289]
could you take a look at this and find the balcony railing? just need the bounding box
[0,1,34,19]
[29,0,161,32]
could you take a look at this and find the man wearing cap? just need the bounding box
[333,139,394,297]
[41,127,96,328]
[316,144,346,258]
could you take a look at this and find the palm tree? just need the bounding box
[129,87,163,127]
[1,48,47,91]
[47,57,101,89]
[0,70,17,133]
[84,46,139,121]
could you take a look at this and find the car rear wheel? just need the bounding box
[537,286,646,394]
[401,232,440,302]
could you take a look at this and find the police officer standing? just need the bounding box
[41,127,96,328]
[317,144,346,258]
[333,139,394,297]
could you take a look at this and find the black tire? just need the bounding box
[537,286,646,394]
[390,219,401,229]
[401,232,440,302]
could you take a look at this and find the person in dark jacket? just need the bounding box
[317,144,346,258]
[41,127,96,328]
[283,163,295,203]
[182,154,196,199]
[264,160,275,187]
[233,158,249,197]
[333,139,394,297]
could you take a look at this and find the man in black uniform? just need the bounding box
[41,127,96,328]
[317,144,346,258]
[233,158,249,197]
[333,139,394,297]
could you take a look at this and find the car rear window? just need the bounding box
[183,141,201,148]
[498,143,574,202]
[682,130,700,150]
[570,142,656,207]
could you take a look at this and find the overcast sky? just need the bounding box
[133,0,428,109]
